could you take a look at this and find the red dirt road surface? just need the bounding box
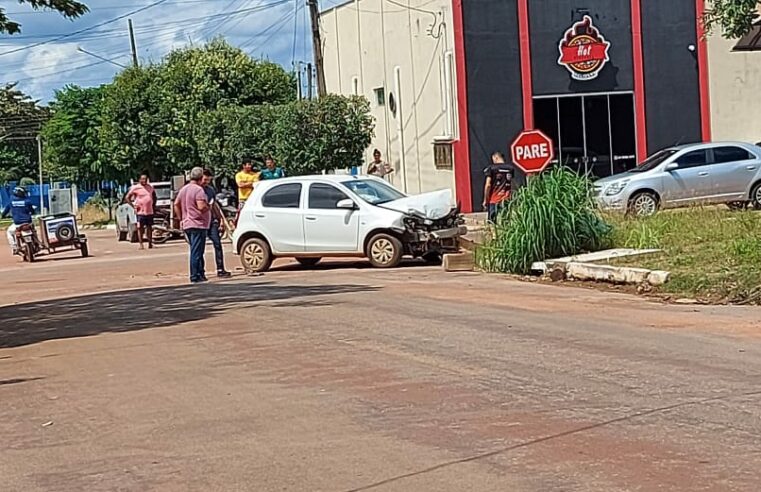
[2,231,761,491]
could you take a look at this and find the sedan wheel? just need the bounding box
[752,183,761,209]
[367,233,402,268]
[241,237,272,273]
[629,192,658,217]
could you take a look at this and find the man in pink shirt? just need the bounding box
[125,173,157,250]
[174,167,211,283]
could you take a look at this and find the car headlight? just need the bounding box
[605,180,630,196]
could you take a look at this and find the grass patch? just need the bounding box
[476,168,612,274]
[607,207,761,302]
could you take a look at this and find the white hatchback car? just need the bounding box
[232,175,466,272]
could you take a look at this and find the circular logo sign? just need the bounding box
[558,15,611,81]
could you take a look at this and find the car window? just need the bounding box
[154,187,171,200]
[262,183,302,208]
[629,149,677,172]
[713,146,754,164]
[308,183,349,209]
[675,150,709,169]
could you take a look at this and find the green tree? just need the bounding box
[99,66,169,180]
[704,0,760,38]
[100,39,296,179]
[0,84,48,184]
[195,95,375,177]
[157,38,295,167]
[41,84,107,182]
[0,0,88,34]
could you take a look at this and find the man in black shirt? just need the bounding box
[483,152,515,223]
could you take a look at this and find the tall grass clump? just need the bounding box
[476,167,612,274]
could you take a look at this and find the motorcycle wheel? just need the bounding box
[80,242,89,258]
[152,228,171,244]
[23,242,35,263]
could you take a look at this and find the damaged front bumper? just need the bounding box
[402,211,467,256]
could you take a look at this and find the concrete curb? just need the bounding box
[551,261,670,286]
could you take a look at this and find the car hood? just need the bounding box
[594,171,638,186]
[380,189,455,220]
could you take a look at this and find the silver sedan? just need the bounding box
[594,142,761,216]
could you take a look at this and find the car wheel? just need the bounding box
[628,192,659,217]
[751,182,761,210]
[296,257,321,268]
[241,237,272,273]
[367,233,403,268]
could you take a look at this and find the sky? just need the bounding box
[0,0,348,103]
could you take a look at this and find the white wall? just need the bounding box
[707,33,761,143]
[321,0,457,195]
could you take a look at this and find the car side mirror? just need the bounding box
[665,162,679,172]
[336,199,356,210]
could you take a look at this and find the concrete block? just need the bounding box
[443,252,474,272]
[647,270,671,286]
[566,262,651,284]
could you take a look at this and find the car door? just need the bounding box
[661,149,712,205]
[706,146,759,201]
[257,183,305,253]
[303,183,360,252]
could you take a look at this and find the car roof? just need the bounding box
[255,174,380,188]
[668,141,756,152]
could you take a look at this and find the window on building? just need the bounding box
[713,146,754,164]
[675,150,709,168]
[374,87,385,106]
[262,183,302,208]
[308,183,349,209]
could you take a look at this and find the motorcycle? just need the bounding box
[14,223,40,262]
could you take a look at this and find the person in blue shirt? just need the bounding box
[259,156,285,180]
[2,187,36,253]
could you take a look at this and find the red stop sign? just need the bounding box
[510,130,555,174]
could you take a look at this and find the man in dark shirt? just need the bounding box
[201,169,232,278]
[2,187,36,253]
[483,152,515,223]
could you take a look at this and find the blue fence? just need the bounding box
[0,182,124,211]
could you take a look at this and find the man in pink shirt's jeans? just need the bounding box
[174,167,211,283]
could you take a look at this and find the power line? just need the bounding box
[0,0,170,57]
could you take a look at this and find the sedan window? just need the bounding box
[309,183,349,209]
[675,150,709,169]
[342,179,405,205]
[262,183,302,208]
[713,146,754,164]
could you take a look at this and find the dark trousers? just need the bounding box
[185,228,207,282]
[208,220,225,273]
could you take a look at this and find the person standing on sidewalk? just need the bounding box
[483,152,515,223]
[202,169,232,278]
[125,173,157,250]
[174,167,211,283]
[235,157,260,209]
[259,155,285,180]
[367,149,393,179]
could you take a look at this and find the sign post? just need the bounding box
[510,130,555,175]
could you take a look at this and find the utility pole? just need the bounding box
[296,62,303,100]
[36,135,44,213]
[306,63,313,100]
[128,18,139,67]
[307,0,327,97]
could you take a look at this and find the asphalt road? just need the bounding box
[2,231,761,491]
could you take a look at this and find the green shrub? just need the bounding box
[476,167,612,274]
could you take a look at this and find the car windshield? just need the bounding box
[342,179,406,205]
[629,149,678,173]
[154,187,171,200]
